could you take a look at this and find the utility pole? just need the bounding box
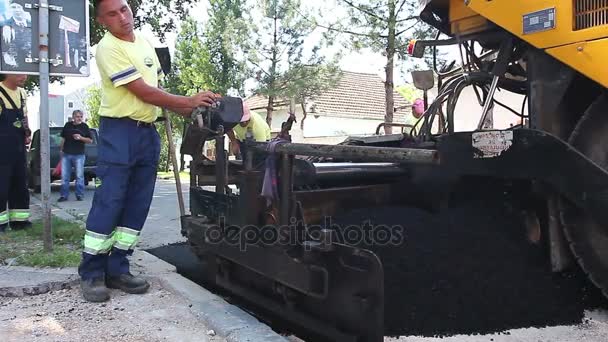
[39,0,52,252]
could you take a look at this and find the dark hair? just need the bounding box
[72,109,83,116]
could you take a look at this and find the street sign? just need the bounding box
[0,0,90,76]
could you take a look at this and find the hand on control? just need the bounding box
[189,91,221,109]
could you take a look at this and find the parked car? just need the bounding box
[27,127,99,193]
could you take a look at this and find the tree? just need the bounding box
[17,1,195,92]
[203,0,251,96]
[84,84,102,128]
[169,18,212,96]
[317,0,436,133]
[89,0,196,46]
[249,0,341,127]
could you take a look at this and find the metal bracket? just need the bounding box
[25,57,39,64]
[24,3,63,11]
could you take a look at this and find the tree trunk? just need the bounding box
[266,96,275,127]
[384,0,397,135]
[300,100,307,131]
[266,15,279,127]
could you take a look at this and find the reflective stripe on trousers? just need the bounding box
[0,210,8,225]
[8,208,30,222]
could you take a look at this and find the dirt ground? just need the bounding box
[0,278,225,342]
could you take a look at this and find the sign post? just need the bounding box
[0,0,89,251]
[38,0,51,251]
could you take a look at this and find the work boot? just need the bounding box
[10,221,32,231]
[106,273,150,294]
[77,196,83,201]
[81,277,110,302]
[58,197,68,202]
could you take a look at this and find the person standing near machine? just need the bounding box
[227,101,271,166]
[79,0,219,302]
[58,109,93,202]
[0,74,31,232]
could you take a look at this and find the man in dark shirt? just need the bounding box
[59,110,92,202]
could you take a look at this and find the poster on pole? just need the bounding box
[0,0,89,76]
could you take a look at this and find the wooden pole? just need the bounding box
[163,110,185,217]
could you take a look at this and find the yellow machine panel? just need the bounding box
[464,0,608,48]
[449,1,488,35]
[547,38,608,88]
[459,0,608,88]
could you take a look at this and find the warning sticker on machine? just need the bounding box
[523,8,556,35]
[472,131,513,158]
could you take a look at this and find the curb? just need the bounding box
[29,187,290,341]
[0,266,79,297]
[133,250,290,342]
[29,194,86,223]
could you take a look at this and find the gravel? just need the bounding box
[0,278,226,342]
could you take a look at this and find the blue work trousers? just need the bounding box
[78,117,160,280]
[60,153,85,199]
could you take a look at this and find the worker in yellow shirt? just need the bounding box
[227,102,271,166]
[0,74,31,233]
[79,0,220,303]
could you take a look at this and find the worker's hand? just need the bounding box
[73,133,82,140]
[189,91,221,109]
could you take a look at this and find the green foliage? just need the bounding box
[250,0,342,125]
[89,0,196,45]
[169,18,212,96]
[203,0,251,96]
[18,0,195,92]
[84,84,102,128]
[316,0,441,128]
[0,216,84,267]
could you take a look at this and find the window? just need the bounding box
[68,101,74,108]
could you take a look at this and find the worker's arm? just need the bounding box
[124,78,217,112]
[59,138,64,155]
[76,125,93,144]
[97,45,218,113]
[226,130,240,155]
[165,106,195,116]
[75,135,93,144]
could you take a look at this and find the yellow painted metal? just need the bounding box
[466,0,608,49]
[449,0,488,34]
[547,37,608,88]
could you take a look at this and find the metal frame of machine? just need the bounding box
[178,1,608,341]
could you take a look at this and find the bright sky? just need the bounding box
[31,0,460,116]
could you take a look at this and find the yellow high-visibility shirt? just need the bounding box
[96,31,163,123]
[0,82,27,116]
[232,111,271,142]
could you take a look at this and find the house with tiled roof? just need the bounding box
[245,70,527,145]
[245,71,415,144]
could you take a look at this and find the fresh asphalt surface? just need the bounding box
[35,179,608,341]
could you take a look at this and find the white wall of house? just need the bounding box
[64,87,90,124]
[253,106,412,145]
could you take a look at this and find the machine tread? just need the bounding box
[560,92,608,298]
